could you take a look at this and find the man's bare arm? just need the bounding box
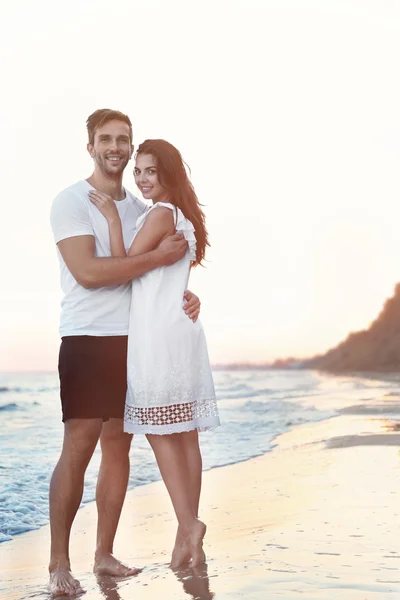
[57,234,187,289]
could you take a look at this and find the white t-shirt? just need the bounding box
[50,179,147,337]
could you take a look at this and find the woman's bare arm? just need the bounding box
[107,218,126,257]
[128,207,175,257]
[88,190,126,257]
[57,234,186,288]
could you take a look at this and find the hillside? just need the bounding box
[306,283,400,373]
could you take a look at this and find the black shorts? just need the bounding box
[58,335,128,422]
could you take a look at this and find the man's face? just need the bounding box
[87,120,133,177]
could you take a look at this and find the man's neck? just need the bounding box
[86,172,126,201]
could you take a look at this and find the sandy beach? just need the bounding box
[2,403,400,600]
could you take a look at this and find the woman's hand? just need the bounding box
[89,190,119,223]
[183,290,200,322]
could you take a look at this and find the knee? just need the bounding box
[60,419,102,468]
[101,426,132,460]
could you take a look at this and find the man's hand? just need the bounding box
[157,233,188,266]
[184,290,200,322]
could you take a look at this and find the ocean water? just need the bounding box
[1,368,397,544]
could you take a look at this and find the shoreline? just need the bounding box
[308,368,400,383]
[0,367,339,547]
[2,409,400,599]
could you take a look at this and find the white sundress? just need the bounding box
[123,202,220,435]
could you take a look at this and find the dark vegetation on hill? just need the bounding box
[305,283,400,373]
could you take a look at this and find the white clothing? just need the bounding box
[124,202,220,435]
[50,180,146,337]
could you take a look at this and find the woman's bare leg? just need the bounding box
[171,430,205,565]
[180,430,202,517]
[146,433,206,568]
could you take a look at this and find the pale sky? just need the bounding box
[1,0,400,371]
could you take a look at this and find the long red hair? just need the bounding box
[136,139,209,266]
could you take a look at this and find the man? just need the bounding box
[49,109,200,596]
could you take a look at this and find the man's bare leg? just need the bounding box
[49,418,103,597]
[93,418,141,576]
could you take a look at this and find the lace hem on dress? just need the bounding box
[124,397,220,435]
[123,414,220,435]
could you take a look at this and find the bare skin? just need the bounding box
[48,419,141,596]
[146,431,206,569]
[57,121,189,291]
[88,153,207,570]
[171,430,204,566]
[93,419,140,577]
[49,119,201,595]
[48,568,84,598]
[48,419,102,596]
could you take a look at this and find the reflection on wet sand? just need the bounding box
[96,574,122,600]
[173,563,215,600]
[95,563,215,600]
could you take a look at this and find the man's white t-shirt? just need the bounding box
[50,179,147,337]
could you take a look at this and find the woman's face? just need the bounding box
[134,153,169,203]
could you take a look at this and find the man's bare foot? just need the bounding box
[93,552,141,577]
[48,567,84,597]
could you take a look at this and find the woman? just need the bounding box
[89,139,220,568]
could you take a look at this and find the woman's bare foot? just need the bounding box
[170,528,191,569]
[48,567,84,597]
[189,520,207,567]
[171,520,207,569]
[93,552,141,577]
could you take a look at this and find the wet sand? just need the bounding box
[2,410,400,599]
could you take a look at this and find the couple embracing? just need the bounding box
[49,109,220,596]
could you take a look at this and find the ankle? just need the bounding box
[49,558,71,573]
[95,547,113,560]
[178,517,199,535]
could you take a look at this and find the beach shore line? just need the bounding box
[2,409,400,599]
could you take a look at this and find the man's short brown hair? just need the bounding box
[86,109,133,145]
